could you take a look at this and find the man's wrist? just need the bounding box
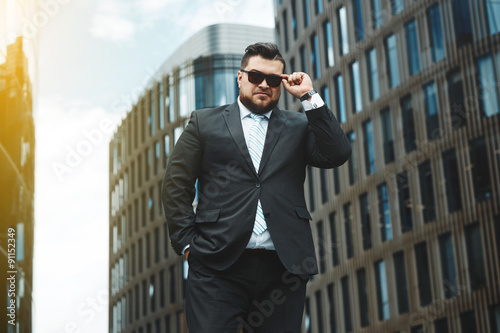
[299,89,317,102]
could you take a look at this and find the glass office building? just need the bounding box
[0,1,38,332]
[275,0,500,332]
[108,23,274,333]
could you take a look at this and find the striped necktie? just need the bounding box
[248,113,267,234]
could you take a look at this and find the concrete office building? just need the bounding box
[274,0,500,332]
[0,1,39,331]
[108,23,274,333]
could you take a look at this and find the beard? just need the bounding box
[239,90,280,114]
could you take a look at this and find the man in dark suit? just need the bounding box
[162,42,351,332]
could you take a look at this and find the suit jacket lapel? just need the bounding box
[259,107,286,174]
[223,102,258,177]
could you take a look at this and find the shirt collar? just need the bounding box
[237,97,273,121]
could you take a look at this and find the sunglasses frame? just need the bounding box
[240,69,283,88]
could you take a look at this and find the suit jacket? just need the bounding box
[162,101,351,275]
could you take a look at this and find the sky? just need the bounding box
[33,1,274,332]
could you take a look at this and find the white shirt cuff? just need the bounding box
[301,93,325,111]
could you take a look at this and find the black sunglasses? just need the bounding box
[240,70,283,87]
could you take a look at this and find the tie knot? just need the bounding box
[250,113,265,122]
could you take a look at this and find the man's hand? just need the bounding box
[281,72,314,100]
[184,249,190,260]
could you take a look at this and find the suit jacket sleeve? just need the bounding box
[304,105,351,168]
[162,111,202,255]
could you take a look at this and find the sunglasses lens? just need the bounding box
[267,76,282,87]
[247,72,265,84]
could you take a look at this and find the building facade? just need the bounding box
[108,23,275,333]
[274,0,500,332]
[0,0,38,331]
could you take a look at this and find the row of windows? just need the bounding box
[111,261,188,332]
[111,221,174,293]
[306,220,498,332]
[308,136,493,253]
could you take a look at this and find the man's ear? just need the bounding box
[237,71,242,88]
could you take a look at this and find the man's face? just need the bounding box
[238,56,284,114]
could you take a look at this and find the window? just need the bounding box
[336,75,347,123]
[350,61,363,113]
[329,212,339,266]
[310,33,321,79]
[338,6,349,55]
[477,54,500,117]
[380,108,394,164]
[385,34,400,88]
[146,148,151,181]
[314,0,322,15]
[164,135,170,167]
[321,85,330,108]
[159,269,165,308]
[490,303,500,333]
[150,275,156,312]
[465,223,487,290]
[447,69,466,129]
[418,161,436,223]
[415,242,432,306]
[344,203,354,259]
[168,75,175,122]
[357,268,370,327]
[411,325,423,333]
[317,220,326,273]
[353,0,364,41]
[323,20,334,67]
[362,120,375,174]
[442,149,462,213]
[359,193,372,250]
[333,167,340,195]
[451,0,473,46]
[149,188,154,222]
[397,172,413,232]
[375,260,390,320]
[303,0,311,27]
[155,141,160,175]
[485,0,500,35]
[169,266,176,303]
[405,20,421,76]
[392,0,403,14]
[341,276,352,332]
[438,232,458,298]
[138,238,143,273]
[164,222,169,258]
[327,284,337,332]
[134,284,140,320]
[378,183,392,242]
[460,311,477,332]
[292,0,298,40]
[315,290,324,332]
[142,279,148,316]
[305,298,311,333]
[367,48,380,101]
[347,131,358,185]
[423,81,440,140]
[470,137,492,202]
[320,168,328,203]
[393,251,409,313]
[300,45,308,73]
[282,10,289,51]
[371,0,383,29]
[146,232,151,268]
[159,82,164,130]
[400,95,416,153]
[434,318,449,333]
[154,227,160,263]
[427,4,445,62]
[307,166,315,212]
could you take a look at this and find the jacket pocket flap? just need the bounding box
[295,206,312,220]
[194,209,220,223]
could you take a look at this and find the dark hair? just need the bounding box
[241,42,286,73]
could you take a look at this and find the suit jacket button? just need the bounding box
[264,212,271,218]
[255,183,261,188]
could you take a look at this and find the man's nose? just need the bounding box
[258,78,270,88]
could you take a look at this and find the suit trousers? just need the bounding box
[185,250,309,333]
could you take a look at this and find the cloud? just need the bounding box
[89,13,136,41]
